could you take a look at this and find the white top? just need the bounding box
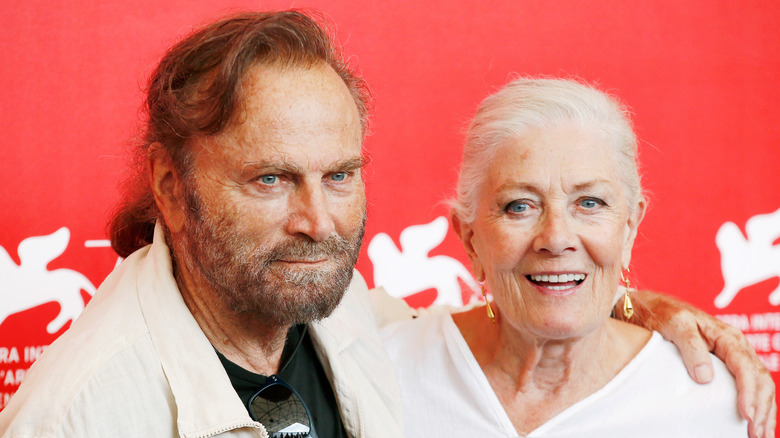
[0,223,404,438]
[381,309,747,438]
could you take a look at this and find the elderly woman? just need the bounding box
[381,78,757,437]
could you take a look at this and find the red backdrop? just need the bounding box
[1,0,779,422]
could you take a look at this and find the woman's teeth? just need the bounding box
[529,273,586,283]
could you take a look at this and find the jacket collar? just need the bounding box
[308,271,405,437]
[135,223,263,437]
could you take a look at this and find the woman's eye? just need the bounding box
[259,175,277,185]
[331,172,347,182]
[506,201,529,213]
[580,198,604,209]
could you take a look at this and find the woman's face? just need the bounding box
[455,123,644,339]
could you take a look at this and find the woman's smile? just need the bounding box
[526,272,587,293]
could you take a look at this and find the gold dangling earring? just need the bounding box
[621,269,634,319]
[481,283,496,324]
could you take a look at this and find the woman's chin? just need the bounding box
[517,313,606,341]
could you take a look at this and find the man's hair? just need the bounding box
[108,10,370,257]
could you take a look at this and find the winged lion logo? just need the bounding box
[0,228,96,333]
[368,216,479,307]
[714,208,780,308]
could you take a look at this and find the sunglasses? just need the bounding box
[248,374,318,438]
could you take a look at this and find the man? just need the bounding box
[0,10,773,438]
[2,12,398,437]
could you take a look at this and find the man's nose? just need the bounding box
[285,183,336,242]
[532,209,577,255]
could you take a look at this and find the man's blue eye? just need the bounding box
[507,202,528,213]
[331,172,347,181]
[260,175,277,184]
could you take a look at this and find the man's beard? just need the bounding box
[174,183,365,327]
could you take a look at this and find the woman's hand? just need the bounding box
[627,290,776,438]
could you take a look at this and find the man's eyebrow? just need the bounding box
[241,156,369,175]
[325,156,369,173]
[242,160,303,175]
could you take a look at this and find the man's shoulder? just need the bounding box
[380,308,450,361]
[0,248,174,437]
[27,247,154,384]
[0,332,176,437]
[381,306,448,338]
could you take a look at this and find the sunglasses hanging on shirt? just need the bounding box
[248,374,318,438]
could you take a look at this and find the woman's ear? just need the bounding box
[451,210,484,281]
[622,197,647,268]
[148,143,188,234]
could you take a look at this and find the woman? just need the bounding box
[381,78,749,437]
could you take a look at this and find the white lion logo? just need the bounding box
[714,208,780,308]
[0,228,96,333]
[368,216,479,307]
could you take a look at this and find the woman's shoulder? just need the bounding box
[614,332,735,395]
[642,332,736,389]
[543,333,747,437]
[626,333,744,420]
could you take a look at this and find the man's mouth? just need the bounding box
[276,259,328,264]
[526,273,586,291]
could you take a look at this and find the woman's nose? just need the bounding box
[532,209,577,255]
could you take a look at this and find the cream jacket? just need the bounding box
[0,224,404,438]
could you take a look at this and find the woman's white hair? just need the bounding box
[450,77,644,223]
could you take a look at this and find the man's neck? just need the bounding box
[174,263,291,376]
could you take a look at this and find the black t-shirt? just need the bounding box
[216,325,347,438]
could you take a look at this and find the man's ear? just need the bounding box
[622,197,647,269]
[148,143,188,234]
[450,211,484,281]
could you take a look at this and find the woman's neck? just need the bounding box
[452,305,651,435]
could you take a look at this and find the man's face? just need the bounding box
[176,62,366,326]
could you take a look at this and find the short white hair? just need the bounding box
[450,77,643,223]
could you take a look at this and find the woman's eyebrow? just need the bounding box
[571,179,613,192]
[493,179,614,194]
[495,180,540,194]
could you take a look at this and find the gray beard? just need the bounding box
[174,184,364,327]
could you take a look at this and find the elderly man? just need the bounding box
[0,10,773,438]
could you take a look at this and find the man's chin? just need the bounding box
[229,268,353,325]
[237,290,346,326]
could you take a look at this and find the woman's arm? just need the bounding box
[625,290,775,438]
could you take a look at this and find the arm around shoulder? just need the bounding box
[623,289,775,438]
